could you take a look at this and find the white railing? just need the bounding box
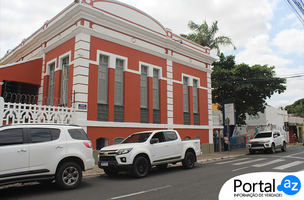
[0,97,74,126]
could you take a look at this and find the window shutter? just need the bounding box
[98,55,108,104]
[193,80,198,113]
[153,69,159,109]
[114,59,124,105]
[141,66,148,108]
[48,63,55,106]
[183,77,189,112]
[60,56,69,106]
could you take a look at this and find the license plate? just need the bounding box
[100,162,108,166]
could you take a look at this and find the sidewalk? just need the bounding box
[84,143,303,177]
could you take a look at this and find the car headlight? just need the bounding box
[263,140,270,143]
[117,148,133,155]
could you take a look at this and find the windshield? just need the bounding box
[254,132,272,138]
[122,132,152,143]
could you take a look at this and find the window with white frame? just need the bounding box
[60,56,69,106]
[48,63,55,106]
[98,55,109,104]
[183,77,189,112]
[193,79,198,113]
[114,59,124,106]
[153,69,159,109]
[140,65,148,108]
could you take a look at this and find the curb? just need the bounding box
[197,153,247,163]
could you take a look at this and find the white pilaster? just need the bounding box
[73,33,91,121]
[167,59,174,129]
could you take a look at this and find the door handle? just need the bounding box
[17,149,27,153]
[55,145,63,149]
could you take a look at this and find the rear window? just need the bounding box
[165,131,178,141]
[68,129,89,140]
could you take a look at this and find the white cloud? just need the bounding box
[267,65,304,108]
[273,29,304,55]
[0,0,72,55]
[235,34,293,67]
[128,0,274,48]
[0,0,303,108]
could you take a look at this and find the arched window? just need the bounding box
[96,137,109,150]
[184,136,191,140]
[113,137,124,145]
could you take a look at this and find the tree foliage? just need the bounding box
[212,54,287,125]
[180,20,236,55]
[285,98,304,117]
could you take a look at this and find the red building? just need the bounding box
[0,0,216,151]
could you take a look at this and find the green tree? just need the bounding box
[212,54,287,125]
[180,20,236,55]
[285,98,304,117]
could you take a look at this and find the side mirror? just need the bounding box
[150,138,159,144]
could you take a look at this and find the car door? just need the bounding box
[149,132,171,162]
[0,128,29,177]
[164,131,182,159]
[28,128,67,174]
[273,131,281,147]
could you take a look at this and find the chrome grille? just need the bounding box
[99,150,118,156]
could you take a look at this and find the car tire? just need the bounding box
[281,142,287,152]
[182,151,195,169]
[249,149,255,154]
[55,162,82,190]
[156,164,168,170]
[270,143,276,154]
[104,169,119,176]
[132,156,150,178]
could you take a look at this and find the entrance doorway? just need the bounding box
[96,137,109,150]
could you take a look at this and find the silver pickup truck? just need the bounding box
[98,130,201,177]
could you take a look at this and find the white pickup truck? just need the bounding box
[98,130,201,177]
[248,130,287,154]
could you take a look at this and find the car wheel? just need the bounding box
[104,169,119,176]
[132,156,150,178]
[270,143,276,154]
[182,151,195,169]
[55,162,82,190]
[249,149,255,154]
[156,164,168,170]
[281,142,287,152]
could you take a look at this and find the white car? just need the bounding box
[0,124,95,189]
[248,130,287,154]
[98,130,201,177]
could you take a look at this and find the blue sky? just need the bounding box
[0,0,303,108]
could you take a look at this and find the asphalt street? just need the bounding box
[0,146,303,200]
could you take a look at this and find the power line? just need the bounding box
[212,74,304,83]
[285,0,304,26]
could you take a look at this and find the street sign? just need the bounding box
[224,103,235,125]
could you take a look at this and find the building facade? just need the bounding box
[0,0,216,150]
[232,105,289,141]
